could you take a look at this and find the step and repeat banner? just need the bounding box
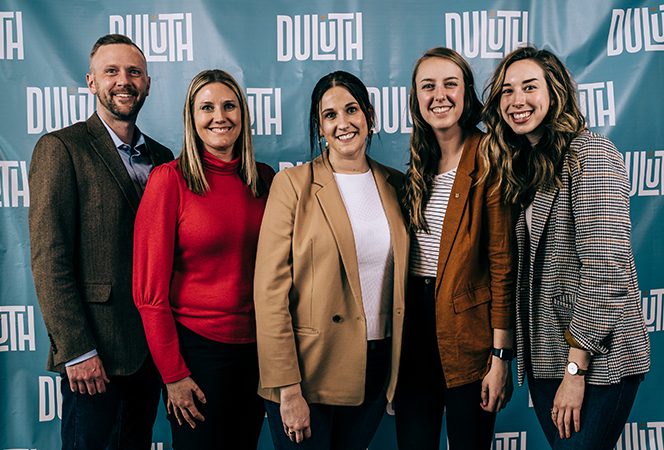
[1,0,662,449]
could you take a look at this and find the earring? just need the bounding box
[319,136,329,151]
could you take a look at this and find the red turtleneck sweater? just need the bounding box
[133,151,275,383]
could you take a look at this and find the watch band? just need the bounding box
[492,347,515,361]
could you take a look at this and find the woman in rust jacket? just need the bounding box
[395,47,517,450]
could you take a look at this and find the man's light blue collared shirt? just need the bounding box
[100,116,154,199]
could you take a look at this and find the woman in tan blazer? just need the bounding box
[395,48,517,450]
[254,71,408,450]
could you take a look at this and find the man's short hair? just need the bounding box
[89,34,146,72]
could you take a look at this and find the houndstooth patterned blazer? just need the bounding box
[515,131,650,386]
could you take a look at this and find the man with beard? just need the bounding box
[29,34,174,449]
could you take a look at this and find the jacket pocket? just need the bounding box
[550,294,575,325]
[452,284,491,314]
[551,294,575,309]
[77,283,112,303]
[293,326,320,336]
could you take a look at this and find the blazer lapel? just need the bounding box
[515,208,528,269]
[528,187,558,261]
[435,131,480,293]
[87,113,141,214]
[312,155,364,311]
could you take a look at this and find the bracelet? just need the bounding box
[492,347,515,361]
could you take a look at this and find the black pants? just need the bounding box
[394,276,496,450]
[265,338,391,450]
[60,355,161,450]
[168,322,265,450]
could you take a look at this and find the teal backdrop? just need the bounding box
[1,1,662,449]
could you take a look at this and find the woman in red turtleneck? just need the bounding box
[133,70,274,450]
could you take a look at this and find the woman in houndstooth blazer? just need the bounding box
[480,46,650,450]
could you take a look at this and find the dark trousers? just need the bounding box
[60,354,161,450]
[528,371,643,450]
[168,321,265,450]
[395,276,496,450]
[264,338,391,450]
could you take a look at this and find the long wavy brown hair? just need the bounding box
[403,47,482,232]
[479,46,586,206]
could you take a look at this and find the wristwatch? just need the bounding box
[566,360,588,376]
[492,347,515,361]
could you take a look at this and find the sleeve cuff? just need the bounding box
[65,349,98,367]
[564,329,585,350]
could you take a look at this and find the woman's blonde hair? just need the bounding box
[403,47,482,232]
[179,69,267,197]
[479,46,586,206]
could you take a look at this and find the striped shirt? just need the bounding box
[409,168,457,276]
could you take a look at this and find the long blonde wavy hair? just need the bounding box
[403,47,482,232]
[179,69,267,197]
[479,46,586,206]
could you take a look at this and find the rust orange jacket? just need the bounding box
[431,129,517,388]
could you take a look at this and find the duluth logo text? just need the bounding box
[0,305,35,350]
[608,6,664,56]
[444,10,528,59]
[27,87,95,135]
[277,13,362,61]
[578,81,616,129]
[0,11,23,59]
[110,13,194,61]
[643,289,664,332]
[246,88,282,136]
[624,151,664,197]
[0,162,29,208]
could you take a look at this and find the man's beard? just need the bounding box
[98,88,147,121]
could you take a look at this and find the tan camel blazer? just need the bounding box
[254,153,409,405]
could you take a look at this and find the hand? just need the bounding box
[65,355,110,395]
[480,357,513,412]
[280,383,312,443]
[551,372,585,439]
[165,377,206,428]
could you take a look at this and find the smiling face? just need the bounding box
[193,82,242,161]
[319,85,369,165]
[86,43,150,123]
[500,59,551,145]
[415,57,465,135]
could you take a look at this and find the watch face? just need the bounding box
[567,362,578,375]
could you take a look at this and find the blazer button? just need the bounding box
[454,193,460,198]
[332,315,342,323]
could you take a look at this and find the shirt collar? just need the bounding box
[98,114,146,151]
